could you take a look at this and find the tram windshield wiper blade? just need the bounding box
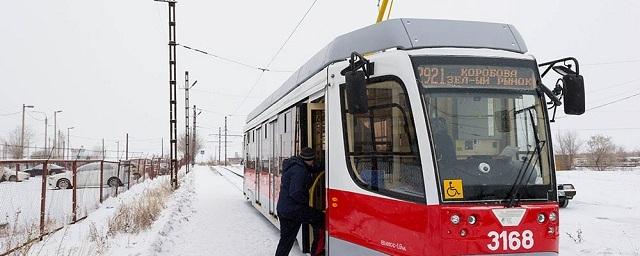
[505,108,545,208]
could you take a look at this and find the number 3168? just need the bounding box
[487,230,534,251]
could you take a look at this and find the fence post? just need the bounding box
[115,161,121,197]
[72,161,77,223]
[99,161,104,203]
[137,158,141,183]
[40,161,48,240]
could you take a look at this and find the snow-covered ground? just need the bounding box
[14,166,640,255]
[0,176,131,253]
[23,166,300,256]
[557,169,640,255]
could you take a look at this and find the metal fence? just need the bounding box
[0,157,173,255]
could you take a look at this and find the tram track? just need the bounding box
[211,165,244,192]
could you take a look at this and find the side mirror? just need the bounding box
[562,74,585,115]
[345,70,369,114]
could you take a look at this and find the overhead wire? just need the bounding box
[233,0,319,115]
[0,111,21,117]
[177,43,292,73]
[582,59,640,66]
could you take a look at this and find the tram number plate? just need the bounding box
[487,230,534,251]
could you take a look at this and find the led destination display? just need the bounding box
[416,65,536,89]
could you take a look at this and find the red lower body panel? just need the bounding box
[327,188,559,255]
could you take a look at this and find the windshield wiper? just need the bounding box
[506,108,545,207]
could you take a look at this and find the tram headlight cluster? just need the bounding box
[549,211,557,222]
[450,214,478,225]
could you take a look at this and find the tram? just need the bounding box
[243,18,585,255]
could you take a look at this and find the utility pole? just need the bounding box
[67,127,74,160]
[192,105,197,166]
[126,133,129,160]
[21,104,34,159]
[53,110,62,158]
[116,141,120,160]
[184,71,190,175]
[154,0,179,189]
[161,137,164,158]
[218,127,221,165]
[102,138,105,159]
[44,117,48,155]
[224,116,228,166]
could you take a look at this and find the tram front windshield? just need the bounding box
[412,56,553,202]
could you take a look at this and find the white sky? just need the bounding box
[1,0,639,160]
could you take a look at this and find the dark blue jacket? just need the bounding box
[276,156,314,217]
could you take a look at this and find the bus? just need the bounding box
[243,18,585,255]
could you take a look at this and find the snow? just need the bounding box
[13,166,640,255]
[557,168,640,255]
[23,166,301,256]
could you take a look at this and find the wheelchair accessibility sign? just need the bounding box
[443,179,464,199]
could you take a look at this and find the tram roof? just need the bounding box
[246,18,528,123]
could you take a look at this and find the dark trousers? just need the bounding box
[275,207,324,256]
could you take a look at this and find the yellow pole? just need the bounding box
[376,0,390,23]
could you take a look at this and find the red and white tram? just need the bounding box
[243,18,585,255]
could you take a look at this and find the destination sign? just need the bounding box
[416,65,536,89]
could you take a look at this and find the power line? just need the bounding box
[0,111,20,117]
[556,89,640,119]
[234,0,319,114]
[177,43,292,73]
[582,59,640,66]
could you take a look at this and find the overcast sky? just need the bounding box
[1,0,639,160]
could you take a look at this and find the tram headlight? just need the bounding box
[537,213,546,223]
[549,211,557,222]
[450,214,461,225]
[467,215,477,225]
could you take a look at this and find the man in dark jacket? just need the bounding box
[275,147,324,256]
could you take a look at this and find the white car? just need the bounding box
[1,167,30,182]
[47,162,131,189]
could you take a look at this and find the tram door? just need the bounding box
[303,100,326,252]
[255,127,262,205]
[268,120,278,215]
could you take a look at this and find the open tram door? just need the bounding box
[301,97,327,254]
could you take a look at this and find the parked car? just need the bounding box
[24,164,67,177]
[46,162,132,189]
[1,167,30,182]
[558,183,576,208]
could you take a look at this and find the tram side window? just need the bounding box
[340,78,425,202]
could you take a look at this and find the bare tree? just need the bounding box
[554,131,583,170]
[587,135,616,171]
[0,126,34,159]
[177,131,204,161]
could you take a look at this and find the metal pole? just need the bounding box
[218,127,221,165]
[40,161,48,240]
[126,133,130,189]
[192,105,196,166]
[54,113,57,158]
[44,117,48,154]
[116,141,120,160]
[53,110,61,158]
[99,161,104,203]
[72,161,77,222]
[102,138,105,159]
[21,104,30,159]
[168,1,178,189]
[224,116,228,166]
[185,71,190,174]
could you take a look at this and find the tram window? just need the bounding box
[340,77,425,202]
